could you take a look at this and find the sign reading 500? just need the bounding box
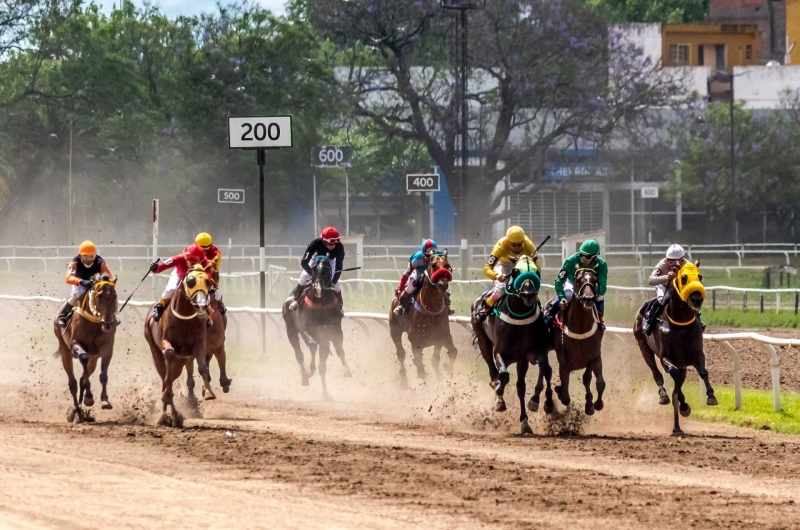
[228,116,293,149]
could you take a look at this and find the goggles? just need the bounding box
[323,237,340,245]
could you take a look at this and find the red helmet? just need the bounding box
[185,244,206,263]
[321,226,340,244]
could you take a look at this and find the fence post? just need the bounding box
[727,290,731,310]
[795,291,799,315]
[712,289,716,311]
[720,341,742,411]
[777,292,780,314]
[743,292,747,311]
[763,344,782,412]
[760,292,764,313]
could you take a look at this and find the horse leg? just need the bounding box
[555,362,571,407]
[517,361,533,435]
[72,343,91,407]
[61,346,82,423]
[636,328,669,405]
[411,343,427,380]
[302,332,318,379]
[159,348,184,428]
[582,366,595,416]
[196,345,216,401]
[81,356,98,409]
[492,349,509,412]
[443,335,458,377]
[390,319,410,388]
[671,366,690,435]
[694,358,718,406]
[528,352,554,414]
[431,345,442,380]
[332,329,351,378]
[319,343,332,401]
[287,328,309,386]
[185,358,198,410]
[592,357,606,412]
[214,345,232,393]
[99,352,113,410]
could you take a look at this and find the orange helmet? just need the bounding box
[78,240,97,255]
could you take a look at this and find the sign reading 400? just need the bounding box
[406,173,440,192]
[228,116,293,149]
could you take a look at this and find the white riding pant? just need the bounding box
[492,262,513,291]
[404,268,424,295]
[161,269,181,300]
[655,284,666,303]
[298,258,341,292]
[67,284,88,306]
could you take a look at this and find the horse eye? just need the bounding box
[187,276,197,288]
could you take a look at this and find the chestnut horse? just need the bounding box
[144,265,215,427]
[634,262,718,434]
[282,256,350,400]
[389,253,457,388]
[471,257,552,434]
[185,290,231,409]
[53,275,118,423]
[549,268,606,416]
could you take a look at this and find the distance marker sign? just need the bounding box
[311,145,352,167]
[228,116,292,149]
[406,173,440,192]
[218,188,245,204]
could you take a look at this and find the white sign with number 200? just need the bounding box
[228,116,293,149]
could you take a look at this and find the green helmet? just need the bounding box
[579,239,600,257]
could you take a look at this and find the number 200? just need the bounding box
[241,122,281,141]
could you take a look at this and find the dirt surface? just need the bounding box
[2,304,800,528]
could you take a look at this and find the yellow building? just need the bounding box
[662,24,758,73]
[788,0,800,65]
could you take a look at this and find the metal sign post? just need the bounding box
[229,116,293,355]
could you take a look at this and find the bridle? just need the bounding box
[171,269,210,320]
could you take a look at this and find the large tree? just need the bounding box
[308,0,692,238]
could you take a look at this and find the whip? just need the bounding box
[119,258,160,313]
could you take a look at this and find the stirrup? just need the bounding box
[152,304,164,322]
[288,300,299,311]
[393,304,404,316]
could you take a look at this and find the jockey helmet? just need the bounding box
[421,239,437,256]
[195,232,213,248]
[79,240,97,256]
[666,243,686,260]
[579,239,600,258]
[506,226,525,244]
[321,226,340,244]
[185,244,206,263]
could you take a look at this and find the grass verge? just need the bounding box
[684,382,800,435]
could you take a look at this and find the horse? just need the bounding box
[144,265,215,427]
[634,262,718,435]
[282,256,351,400]
[185,282,231,410]
[53,275,119,423]
[471,257,552,434]
[548,268,606,416]
[389,253,457,388]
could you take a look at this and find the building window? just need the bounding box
[669,44,690,65]
[746,45,753,60]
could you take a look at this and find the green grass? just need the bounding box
[684,383,800,434]
[704,309,800,329]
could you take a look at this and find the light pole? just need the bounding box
[441,0,485,242]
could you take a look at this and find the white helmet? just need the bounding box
[666,244,686,260]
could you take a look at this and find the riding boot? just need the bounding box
[445,291,455,316]
[543,299,561,326]
[597,309,606,331]
[288,283,305,311]
[476,299,493,323]
[152,298,168,322]
[57,302,74,328]
[218,300,227,316]
[699,313,707,331]
[393,292,409,317]
[644,301,664,335]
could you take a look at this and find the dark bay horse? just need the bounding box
[471,257,552,434]
[389,253,457,388]
[185,292,231,409]
[144,265,214,427]
[282,256,350,400]
[53,275,118,423]
[550,268,606,416]
[634,262,718,434]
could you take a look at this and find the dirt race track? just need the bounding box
[2,303,800,529]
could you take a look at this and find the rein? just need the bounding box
[171,274,207,320]
[73,281,115,324]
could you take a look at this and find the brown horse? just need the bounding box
[53,275,118,423]
[389,253,457,388]
[144,265,215,427]
[185,296,231,409]
[634,262,717,434]
[549,268,606,416]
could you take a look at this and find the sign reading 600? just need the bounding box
[228,116,293,149]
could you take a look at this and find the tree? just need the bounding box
[308,0,691,238]
[590,0,708,23]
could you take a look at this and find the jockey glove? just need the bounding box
[149,261,159,273]
[79,279,94,288]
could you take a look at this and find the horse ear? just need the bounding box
[187,275,197,289]
[443,248,448,257]
[695,259,701,267]
[112,275,118,285]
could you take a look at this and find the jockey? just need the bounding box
[393,239,454,317]
[643,244,704,334]
[544,239,607,327]
[288,226,345,313]
[195,232,226,316]
[149,244,213,323]
[57,240,114,327]
[475,226,540,323]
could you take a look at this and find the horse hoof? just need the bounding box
[158,413,172,427]
[672,429,684,437]
[322,393,333,402]
[83,396,94,407]
[171,412,184,428]
[203,391,217,402]
[343,367,352,378]
[72,408,84,425]
[416,369,428,380]
[659,395,671,406]
[221,379,232,393]
[593,399,604,412]
[101,401,113,410]
[301,376,309,387]
[399,377,409,390]
[707,396,719,406]
[527,397,539,413]
[585,403,595,416]
[495,400,507,413]
[543,400,554,415]
[520,419,533,435]
[680,403,692,417]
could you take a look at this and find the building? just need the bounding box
[709,0,786,63]
[662,23,758,73]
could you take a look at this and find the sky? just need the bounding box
[100,0,287,17]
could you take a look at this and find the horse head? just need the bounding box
[183,265,211,316]
[312,256,333,298]
[428,252,452,294]
[674,263,706,313]
[511,255,540,308]
[92,274,118,333]
[574,268,598,311]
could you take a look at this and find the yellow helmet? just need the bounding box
[78,240,97,255]
[195,232,213,248]
[506,226,525,244]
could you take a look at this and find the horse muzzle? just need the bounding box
[100,320,115,333]
[436,280,449,293]
[688,292,704,312]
